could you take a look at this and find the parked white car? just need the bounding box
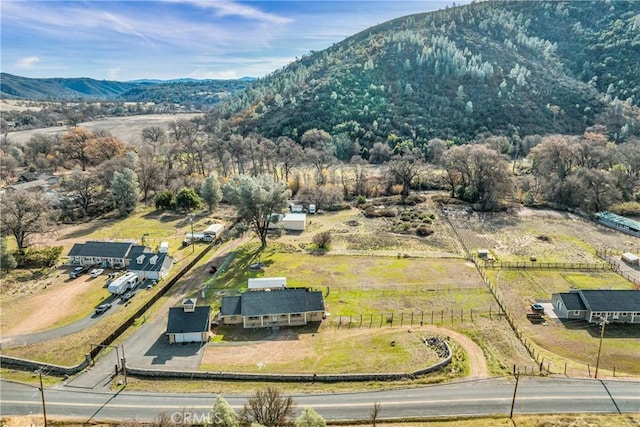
[90,268,104,278]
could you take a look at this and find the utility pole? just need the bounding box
[509,372,520,419]
[121,344,127,386]
[595,313,609,379]
[189,214,195,253]
[38,370,48,427]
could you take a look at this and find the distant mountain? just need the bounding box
[0,73,146,100]
[219,1,640,142]
[0,73,254,104]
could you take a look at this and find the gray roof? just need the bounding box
[557,292,587,311]
[220,296,241,316]
[127,252,172,273]
[67,241,134,258]
[166,306,211,334]
[221,288,324,317]
[580,290,640,312]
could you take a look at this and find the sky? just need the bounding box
[1,0,466,81]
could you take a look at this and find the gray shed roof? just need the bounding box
[68,241,134,258]
[220,288,324,318]
[580,290,640,312]
[166,306,211,334]
[557,292,587,311]
[220,296,242,316]
[127,252,172,273]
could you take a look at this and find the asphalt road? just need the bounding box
[2,377,639,422]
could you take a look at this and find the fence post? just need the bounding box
[400,312,404,326]
[369,313,373,328]
[431,311,434,324]
[441,310,444,323]
[564,363,567,376]
[451,310,454,323]
[421,311,424,324]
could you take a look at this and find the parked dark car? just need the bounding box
[531,303,545,313]
[95,303,112,315]
[69,265,91,278]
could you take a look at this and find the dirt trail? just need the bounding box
[420,325,488,378]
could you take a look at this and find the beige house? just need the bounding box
[219,288,324,328]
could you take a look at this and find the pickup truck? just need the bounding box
[69,265,91,279]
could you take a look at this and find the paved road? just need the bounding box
[2,377,639,422]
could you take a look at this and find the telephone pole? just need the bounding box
[594,313,609,379]
[509,372,520,419]
[38,370,48,427]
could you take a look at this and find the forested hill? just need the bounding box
[0,73,252,105]
[222,1,640,143]
[0,73,144,100]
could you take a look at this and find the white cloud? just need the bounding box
[107,68,121,80]
[172,0,292,25]
[15,56,40,69]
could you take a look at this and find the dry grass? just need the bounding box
[4,113,202,146]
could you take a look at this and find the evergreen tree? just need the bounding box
[200,176,222,211]
[110,168,139,216]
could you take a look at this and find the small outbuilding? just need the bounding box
[621,252,639,267]
[248,277,287,290]
[282,213,306,231]
[166,298,212,344]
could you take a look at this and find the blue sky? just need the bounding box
[2,1,465,81]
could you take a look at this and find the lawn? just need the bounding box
[201,326,444,374]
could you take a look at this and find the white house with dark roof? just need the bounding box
[67,241,172,278]
[219,288,325,328]
[166,298,211,344]
[67,241,139,268]
[552,289,640,324]
[126,251,173,281]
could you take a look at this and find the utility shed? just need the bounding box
[622,252,640,266]
[248,277,287,290]
[203,223,225,239]
[282,213,306,231]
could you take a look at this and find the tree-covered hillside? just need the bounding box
[221,1,640,144]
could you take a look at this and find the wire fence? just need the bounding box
[328,308,505,328]
[483,262,610,270]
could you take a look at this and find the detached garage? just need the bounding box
[166,298,211,344]
[282,213,306,231]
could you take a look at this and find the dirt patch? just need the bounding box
[1,268,107,336]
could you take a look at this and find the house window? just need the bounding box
[230,316,237,321]
[291,313,302,317]
[621,313,628,316]
[573,311,581,315]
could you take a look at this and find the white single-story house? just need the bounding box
[552,289,640,324]
[67,241,140,268]
[219,288,324,328]
[166,298,212,344]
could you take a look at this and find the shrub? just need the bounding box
[312,231,332,250]
[355,195,367,205]
[416,225,434,237]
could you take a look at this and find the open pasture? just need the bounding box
[3,113,202,146]
[445,206,635,263]
[202,326,445,374]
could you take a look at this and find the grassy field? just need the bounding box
[3,113,203,146]
[201,326,445,374]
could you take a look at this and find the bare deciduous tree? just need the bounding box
[239,387,295,427]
